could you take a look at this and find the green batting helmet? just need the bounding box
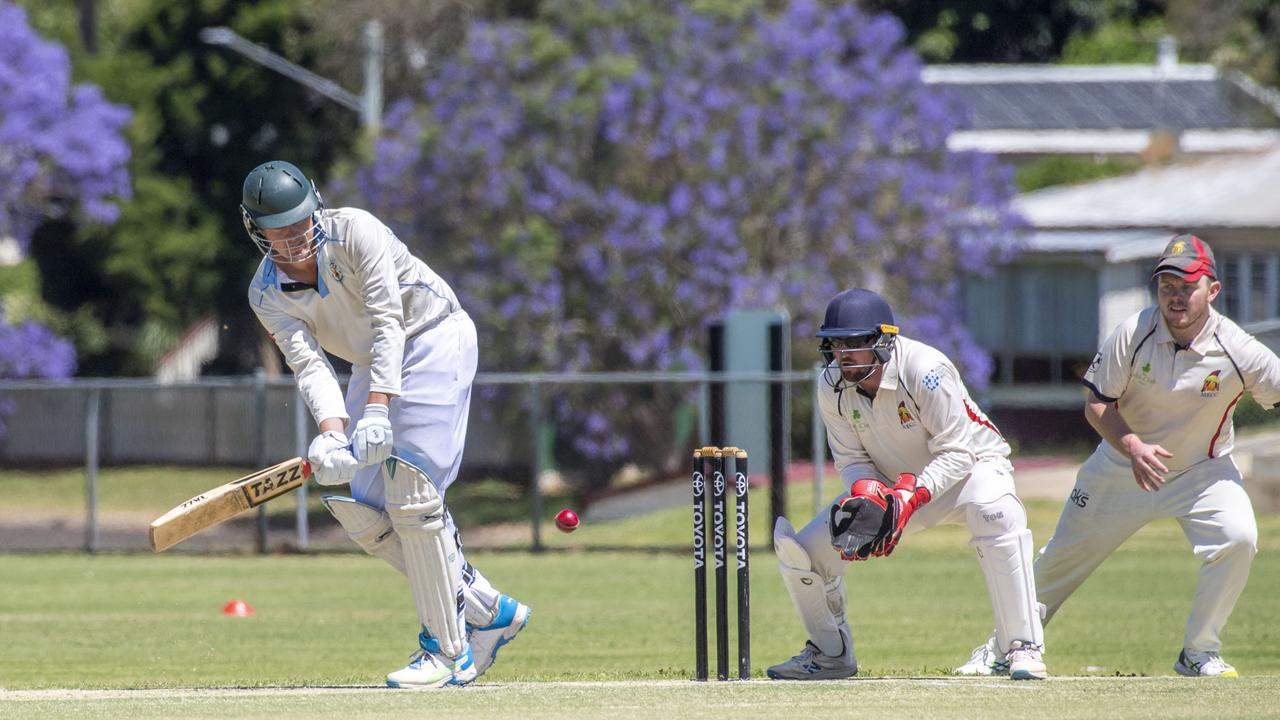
[240,161,327,261]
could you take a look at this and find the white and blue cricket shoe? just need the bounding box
[766,638,857,680]
[468,595,532,678]
[386,632,477,688]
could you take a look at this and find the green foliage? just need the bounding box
[1233,392,1280,430]
[1015,155,1143,193]
[1061,16,1168,64]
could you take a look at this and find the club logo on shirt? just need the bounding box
[923,367,942,391]
[1087,352,1101,375]
[1136,361,1156,386]
[849,408,870,433]
[1200,370,1221,397]
[897,401,917,429]
[329,261,344,284]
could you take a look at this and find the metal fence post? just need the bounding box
[528,382,545,553]
[254,368,269,553]
[294,386,309,550]
[84,387,101,553]
[812,369,826,514]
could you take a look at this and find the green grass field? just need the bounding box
[1,469,1278,718]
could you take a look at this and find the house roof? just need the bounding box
[1014,149,1280,229]
[1025,230,1170,261]
[924,64,1280,131]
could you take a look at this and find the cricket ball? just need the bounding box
[555,508,580,533]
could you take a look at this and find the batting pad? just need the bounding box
[383,457,467,659]
[775,517,852,658]
[322,495,406,575]
[972,527,1044,653]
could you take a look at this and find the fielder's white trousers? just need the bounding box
[344,311,502,620]
[1036,451,1257,653]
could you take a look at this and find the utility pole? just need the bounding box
[199,21,383,135]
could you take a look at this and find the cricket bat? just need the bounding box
[149,457,311,552]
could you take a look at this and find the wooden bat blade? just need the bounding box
[149,457,311,552]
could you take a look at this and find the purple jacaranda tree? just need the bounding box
[0,1,131,382]
[356,0,1022,474]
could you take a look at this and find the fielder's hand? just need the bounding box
[351,403,394,466]
[1121,435,1172,492]
[830,478,891,561]
[871,473,931,557]
[308,431,359,486]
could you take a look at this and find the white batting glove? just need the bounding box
[308,431,359,486]
[351,403,394,466]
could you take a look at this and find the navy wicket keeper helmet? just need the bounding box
[817,289,899,386]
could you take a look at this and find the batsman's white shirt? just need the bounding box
[818,336,1009,499]
[249,207,460,427]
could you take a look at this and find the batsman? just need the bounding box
[767,288,1047,681]
[242,161,530,687]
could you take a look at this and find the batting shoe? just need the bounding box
[953,636,1009,676]
[766,640,857,681]
[468,595,532,678]
[1174,649,1238,677]
[386,636,477,688]
[1007,640,1047,680]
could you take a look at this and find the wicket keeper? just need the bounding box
[242,161,530,687]
[768,288,1047,680]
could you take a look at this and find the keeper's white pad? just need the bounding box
[322,495,406,574]
[383,456,467,659]
[968,495,1044,653]
[774,517,852,658]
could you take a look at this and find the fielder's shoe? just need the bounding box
[766,641,857,680]
[386,637,477,688]
[1007,640,1047,680]
[1174,649,1238,677]
[468,594,532,678]
[953,636,1009,676]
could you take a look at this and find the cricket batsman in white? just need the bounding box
[242,160,530,687]
[768,288,1047,681]
[959,234,1280,677]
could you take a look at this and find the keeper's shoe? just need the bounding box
[386,639,477,688]
[1007,640,1047,680]
[1174,649,1238,677]
[468,595,532,678]
[766,640,857,681]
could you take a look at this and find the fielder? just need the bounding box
[768,288,1047,681]
[958,235,1279,677]
[242,160,530,688]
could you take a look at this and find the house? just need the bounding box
[967,150,1280,433]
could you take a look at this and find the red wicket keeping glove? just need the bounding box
[871,473,931,557]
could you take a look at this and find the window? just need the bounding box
[1218,252,1280,325]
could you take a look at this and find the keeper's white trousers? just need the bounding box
[1036,451,1257,653]
[343,311,501,622]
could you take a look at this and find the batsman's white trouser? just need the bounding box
[792,457,1043,653]
[1036,452,1256,652]
[339,312,502,626]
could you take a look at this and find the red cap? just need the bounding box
[1152,234,1216,282]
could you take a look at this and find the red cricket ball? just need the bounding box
[555,508,580,533]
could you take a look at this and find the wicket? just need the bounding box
[692,446,750,681]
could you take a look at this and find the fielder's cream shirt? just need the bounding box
[818,336,1010,497]
[249,207,460,425]
[1083,306,1280,474]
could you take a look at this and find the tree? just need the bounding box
[0,0,131,380]
[355,0,1022,480]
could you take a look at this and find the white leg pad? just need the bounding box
[383,456,467,659]
[971,525,1045,653]
[774,517,852,659]
[322,495,406,575]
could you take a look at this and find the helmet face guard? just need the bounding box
[817,324,899,389]
[241,188,328,264]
